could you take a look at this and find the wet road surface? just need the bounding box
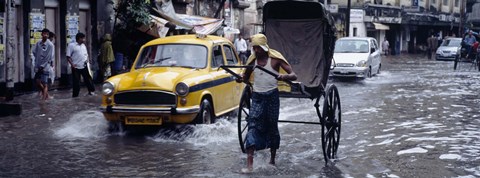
[1,54,479,177]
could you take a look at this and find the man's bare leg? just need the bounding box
[247,147,254,170]
[241,147,254,173]
[36,79,45,99]
[43,85,49,100]
[269,148,276,165]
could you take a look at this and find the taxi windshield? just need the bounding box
[334,39,369,53]
[135,44,208,69]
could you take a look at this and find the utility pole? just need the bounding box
[458,0,465,36]
[5,0,15,101]
[346,0,351,37]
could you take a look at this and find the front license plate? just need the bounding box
[340,70,348,74]
[125,116,163,125]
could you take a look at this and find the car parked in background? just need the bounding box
[436,37,462,61]
[330,37,382,78]
[100,34,245,129]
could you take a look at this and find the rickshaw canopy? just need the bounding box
[262,1,336,91]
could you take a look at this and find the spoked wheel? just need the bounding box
[237,87,252,153]
[321,84,342,165]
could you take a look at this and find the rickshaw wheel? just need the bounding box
[237,87,251,153]
[321,84,342,164]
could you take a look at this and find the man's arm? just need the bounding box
[277,59,297,81]
[66,44,75,67]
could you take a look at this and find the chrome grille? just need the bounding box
[114,91,176,105]
[336,63,355,67]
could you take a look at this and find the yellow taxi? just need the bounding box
[100,34,245,127]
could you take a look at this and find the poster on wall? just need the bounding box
[29,13,45,47]
[0,16,4,81]
[66,15,79,44]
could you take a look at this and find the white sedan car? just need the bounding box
[330,37,382,78]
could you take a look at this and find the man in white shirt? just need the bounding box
[67,33,95,97]
[234,34,248,63]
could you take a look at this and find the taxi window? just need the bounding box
[135,44,207,69]
[223,45,238,65]
[211,45,225,68]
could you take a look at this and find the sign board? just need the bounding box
[350,9,364,23]
[373,16,402,24]
[327,4,338,13]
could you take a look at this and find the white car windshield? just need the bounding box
[334,40,369,53]
[441,39,461,47]
[135,44,208,69]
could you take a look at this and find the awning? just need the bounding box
[176,14,224,35]
[373,22,390,30]
[152,8,223,35]
[137,15,170,38]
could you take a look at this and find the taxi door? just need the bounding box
[223,44,244,107]
[210,45,234,114]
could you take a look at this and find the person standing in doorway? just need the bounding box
[67,33,96,97]
[234,34,248,64]
[382,37,390,56]
[427,34,438,60]
[236,34,297,173]
[99,33,115,81]
[32,28,54,100]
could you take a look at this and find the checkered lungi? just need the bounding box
[245,89,280,150]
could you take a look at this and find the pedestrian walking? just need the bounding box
[234,34,248,64]
[236,34,297,173]
[99,33,115,81]
[67,33,96,97]
[32,28,54,100]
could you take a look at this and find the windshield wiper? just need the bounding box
[141,57,172,68]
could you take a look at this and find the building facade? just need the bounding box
[0,0,256,96]
[328,0,464,54]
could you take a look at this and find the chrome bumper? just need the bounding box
[330,67,368,77]
[99,105,200,114]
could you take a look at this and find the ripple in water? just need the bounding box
[54,110,109,139]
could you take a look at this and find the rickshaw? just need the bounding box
[221,1,340,165]
[454,31,480,71]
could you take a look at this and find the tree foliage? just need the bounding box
[116,0,152,31]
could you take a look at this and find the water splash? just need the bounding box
[151,118,237,146]
[54,110,109,139]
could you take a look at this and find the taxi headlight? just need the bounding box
[175,82,189,96]
[356,60,367,67]
[102,82,115,96]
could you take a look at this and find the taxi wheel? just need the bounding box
[196,99,215,124]
[367,68,372,78]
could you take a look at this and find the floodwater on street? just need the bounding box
[0,54,479,177]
